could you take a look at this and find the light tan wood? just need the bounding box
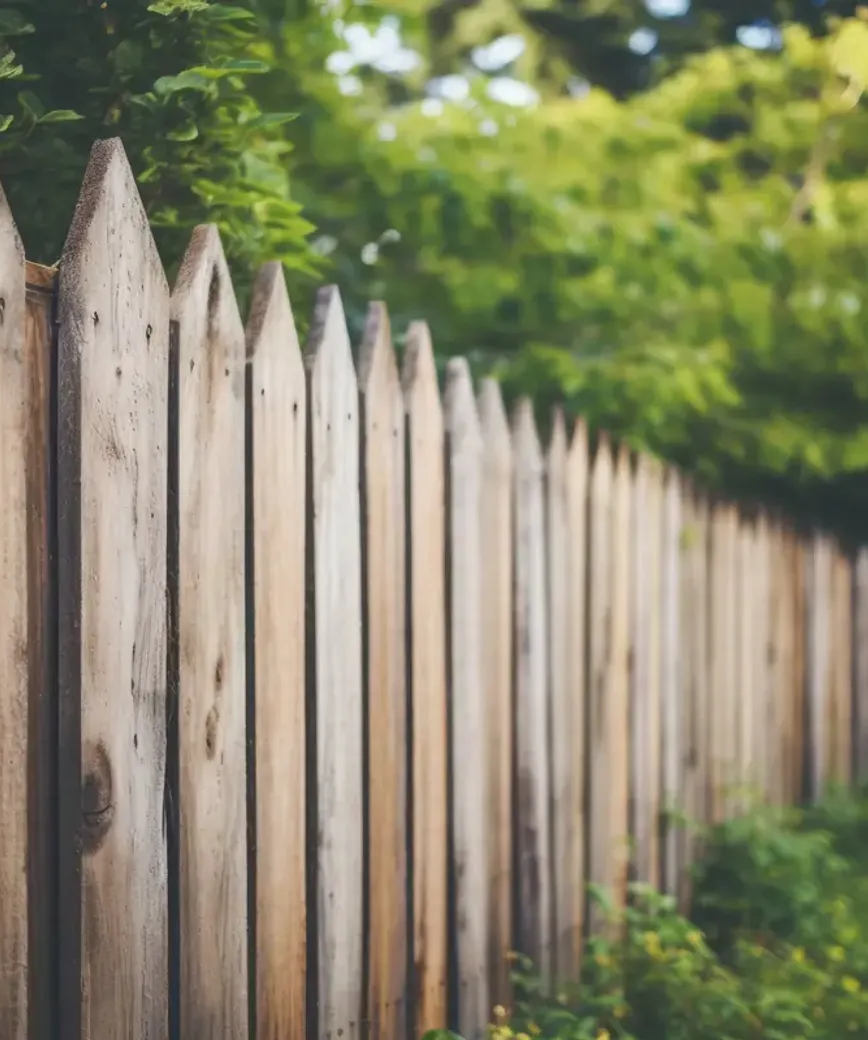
[512,398,552,973]
[305,286,364,1038]
[660,468,680,895]
[736,514,755,808]
[478,379,513,1006]
[0,181,28,1040]
[358,302,408,1040]
[854,548,868,782]
[565,417,588,967]
[445,358,487,1039]
[57,138,169,1038]
[403,321,448,1034]
[752,514,771,804]
[789,532,808,802]
[246,263,306,1040]
[708,502,737,821]
[172,225,247,1038]
[546,411,574,979]
[630,454,662,890]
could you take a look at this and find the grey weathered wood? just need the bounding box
[0,182,28,1040]
[736,514,755,808]
[512,398,551,974]
[403,321,448,1033]
[752,514,771,804]
[630,455,662,890]
[477,379,513,1006]
[805,534,831,801]
[172,225,247,1039]
[854,548,868,782]
[660,469,680,895]
[57,138,169,1038]
[305,286,364,1039]
[708,502,737,821]
[547,409,580,980]
[565,417,588,965]
[445,357,487,1039]
[358,302,408,1040]
[831,547,852,786]
[246,263,306,1040]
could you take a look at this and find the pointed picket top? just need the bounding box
[358,300,400,396]
[0,180,24,276]
[402,320,441,410]
[246,261,303,379]
[512,397,543,477]
[478,378,511,475]
[591,431,614,500]
[445,356,481,449]
[63,138,167,296]
[546,407,568,484]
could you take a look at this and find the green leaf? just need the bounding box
[17,89,43,120]
[37,109,84,124]
[154,69,213,96]
[0,9,35,35]
[192,57,270,77]
[168,119,199,141]
[0,113,12,132]
[243,111,299,130]
[200,5,256,21]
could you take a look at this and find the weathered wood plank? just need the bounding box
[359,302,408,1040]
[23,261,57,1040]
[805,534,831,801]
[660,469,680,895]
[736,513,755,808]
[57,138,169,1038]
[246,263,306,1040]
[708,502,737,821]
[0,184,29,1040]
[478,379,513,1006]
[305,287,364,1039]
[752,514,771,804]
[565,417,588,967]
[854,548,868,783]
[789,531,808,803]
[445,358,487,1039]
[831,548,852,786]
[403,322,448,1034]
[512,399,551,972]
[172,225,247,1039]
[630,454,662,890]
[547,410,577,980]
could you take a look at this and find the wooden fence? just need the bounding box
[2,137,868,1040]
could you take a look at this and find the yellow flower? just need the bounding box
[828,945,846,963]
[686,930,702,949]
[528,1024,541,1036]
[594,952,612,968]
[792,947,806,964]
[493,1006,507,1021]
[516,1033,530,1040]
[842,976,861,994]
[596,1031,610,1040]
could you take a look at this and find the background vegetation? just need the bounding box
[3,0,868,535]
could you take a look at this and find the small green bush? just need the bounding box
[476,792,868,1040]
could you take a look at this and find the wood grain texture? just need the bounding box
[630,455,662,890]
[546,411,577,980]
[305,286,364,1040]
[854,548,868,783]
[172,225,247,1039]
[830,548,852,786]
[57,138,169,1039]
[246,263,306,1040]
[403,321,448,1034]
[445,358,487,1039]
[736,514,755,808]
[708,503,737,821]
[477,379,513,1007]
[660,469,680,896]
[805,534,831,801]
[512,399,551,973]
[565,418,588,968]
[753,515,771,804]
[23,261,57,1040]
[0,181,29,1040]
[358,302,408,1040]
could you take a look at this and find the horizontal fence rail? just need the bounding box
[1,138,867,1040]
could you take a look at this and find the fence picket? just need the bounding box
[660,469,681,896]
[359,302,409,1040]
[445,358,487,1038]
[855,548,868,782]
[246,263,307,1040]
[403,321,449,1033]
[57,139,170,1038]
[0,184,29,1040]
[171,224,247,1038]
[478,379,513,1006]
[512,399,551,974]
[305,286,364,1039]
[631,455,662,890]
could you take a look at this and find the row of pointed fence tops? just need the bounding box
[7,137,845,533]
